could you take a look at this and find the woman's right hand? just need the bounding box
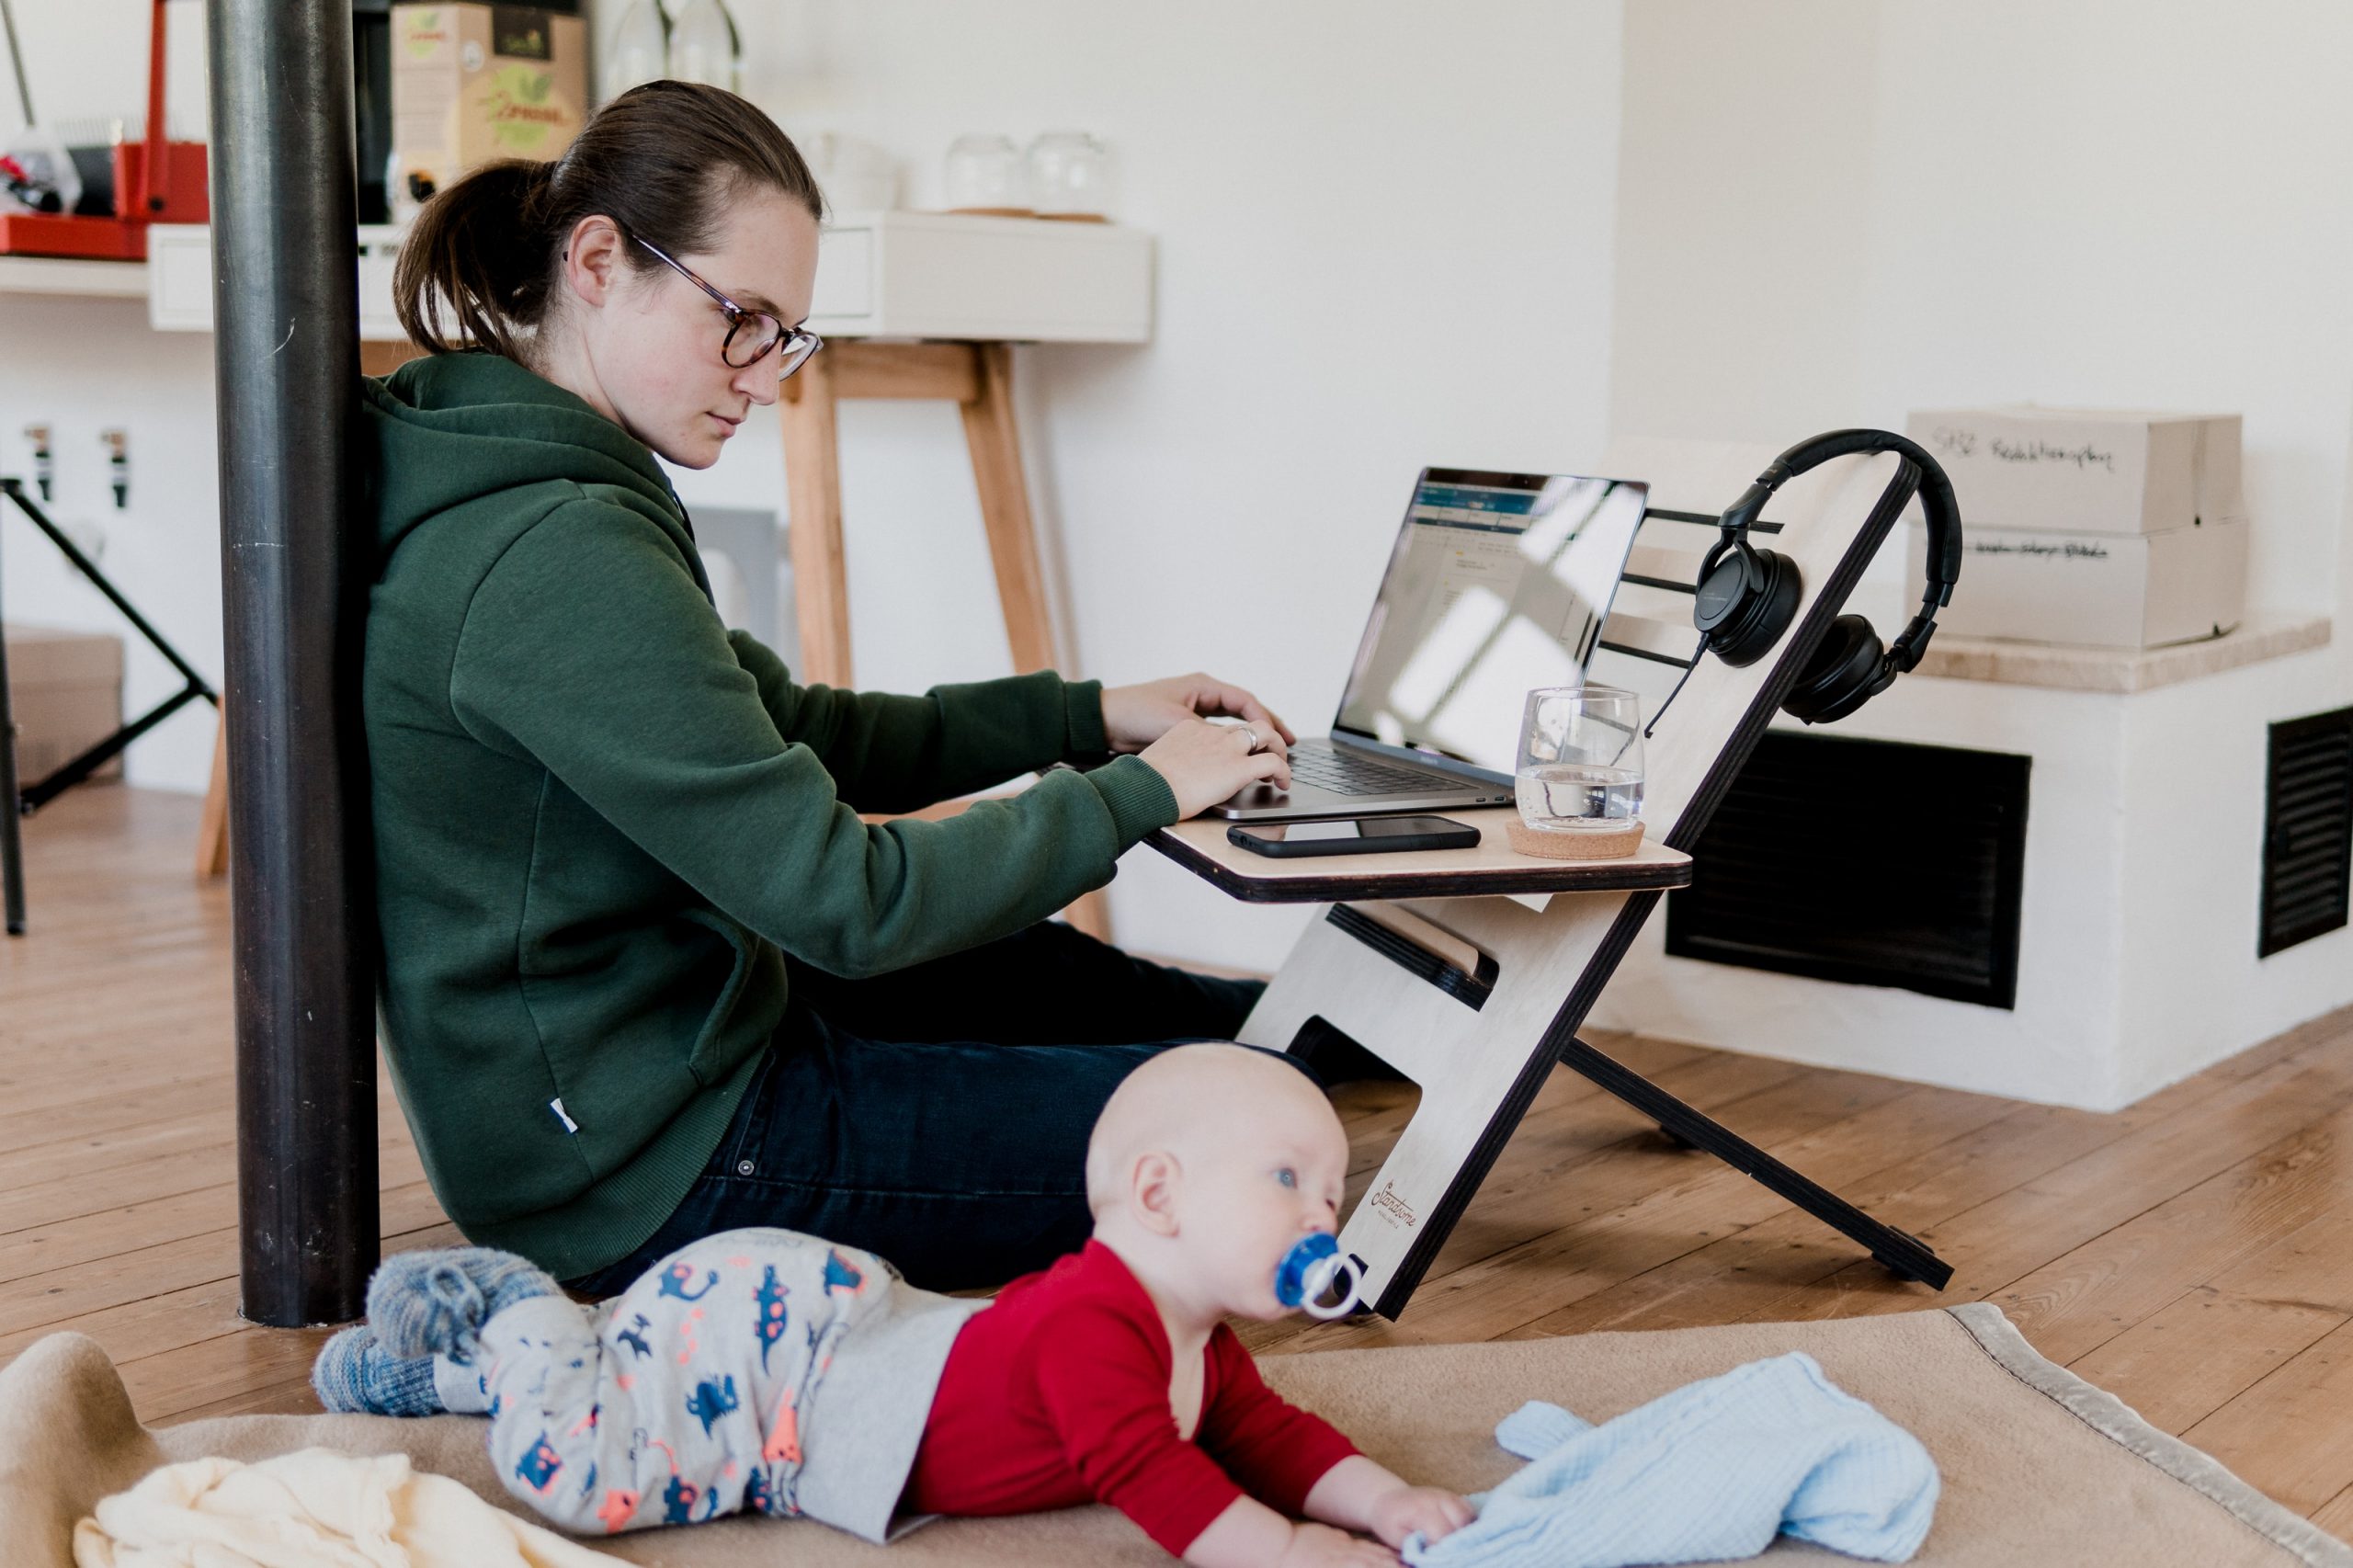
[1138,718,1293,819]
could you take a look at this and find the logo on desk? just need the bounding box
[1368,1180,1418,1230]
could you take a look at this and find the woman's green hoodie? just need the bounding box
[361,353,1177,1278]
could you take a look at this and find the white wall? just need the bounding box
[1609,0,1877,446]
[0,0,209,141]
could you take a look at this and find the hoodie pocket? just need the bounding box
[678,907,763,1086]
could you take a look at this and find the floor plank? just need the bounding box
[7,784,2353,1528]
[2181,1317,2353,1516]
[2064,1288,2346,1436]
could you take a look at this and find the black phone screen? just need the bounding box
[1245,816,1464,844]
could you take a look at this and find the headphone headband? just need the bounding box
[1733,428,1961,598]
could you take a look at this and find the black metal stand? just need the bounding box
[1558,1033,1952,1287]
[0,590,22,937]
[0,476,221,936]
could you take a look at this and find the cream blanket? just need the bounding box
[73,1449,620,1568]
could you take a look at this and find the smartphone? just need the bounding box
[1227,815,1482,858]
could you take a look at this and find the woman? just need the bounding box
[363,82,1297,1297]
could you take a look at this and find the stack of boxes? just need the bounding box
[1903,406,2248,649]
[3,627,124,783]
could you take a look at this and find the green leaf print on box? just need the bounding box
[478,65,567,152]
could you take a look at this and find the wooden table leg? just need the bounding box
[959,342,1058,676]
[196,709,229,879]
[780,350,852,688]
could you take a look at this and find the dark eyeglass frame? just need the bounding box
[631,234,823,381]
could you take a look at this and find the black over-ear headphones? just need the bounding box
[1691,428,1963,724]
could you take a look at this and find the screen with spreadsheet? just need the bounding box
[1333,469,1647,773]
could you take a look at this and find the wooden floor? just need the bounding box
[6,786,2353,1537]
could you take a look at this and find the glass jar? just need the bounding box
[943,133,1029,215]
[667,0,741,92]
[1026,130,1114,220]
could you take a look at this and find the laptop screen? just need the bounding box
[1333,468,1649,775]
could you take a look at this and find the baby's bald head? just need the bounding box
[1085,1044,1336,1220]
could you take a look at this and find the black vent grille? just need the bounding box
[1665,733,2029,1008]
[2260,708,2353,958]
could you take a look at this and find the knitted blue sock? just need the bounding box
[366,1246,560,1364]
[311,1324,444,1416]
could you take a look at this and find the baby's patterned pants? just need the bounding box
[477,1228,892,1534]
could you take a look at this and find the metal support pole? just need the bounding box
[207,0,378,1326]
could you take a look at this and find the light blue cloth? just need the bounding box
[1403,1351,1938,1567]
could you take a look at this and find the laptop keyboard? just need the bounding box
[1286,744,1453,796]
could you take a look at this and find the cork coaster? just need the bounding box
[1505,817,1646,860]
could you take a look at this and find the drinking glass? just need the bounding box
[1516,685,1644,832]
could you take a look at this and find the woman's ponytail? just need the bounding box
[390,82,823,365]
[392,159,562,359]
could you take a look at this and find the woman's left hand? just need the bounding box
[1101,673,1297,756]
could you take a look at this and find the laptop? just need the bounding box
[1213,467,1649,822]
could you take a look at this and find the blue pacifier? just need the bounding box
[1275,1233,1363,1319]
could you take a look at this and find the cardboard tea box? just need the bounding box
[1907,516,2247,650]
[4,625,124,781]
[1904,405,2245,536]
[392,5,588,199]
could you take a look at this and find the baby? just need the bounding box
[315,1043,1469,1564]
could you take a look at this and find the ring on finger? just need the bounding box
[1236,724,1260,754]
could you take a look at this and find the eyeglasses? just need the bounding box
[631,234,823,381]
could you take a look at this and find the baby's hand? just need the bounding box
[1278,1519,1399,1567]
[1367,1484,1474,1549]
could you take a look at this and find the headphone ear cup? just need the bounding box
[1781,614,1888,724]
[1699,546,1801,667]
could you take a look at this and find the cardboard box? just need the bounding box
[392,6,588,198]
[1908,517,2247,650]
[1904,405,2245,536]
[4,626,124,782]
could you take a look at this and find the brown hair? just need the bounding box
[392,80,824,360]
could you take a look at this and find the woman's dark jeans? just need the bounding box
[563,919,1267,1298]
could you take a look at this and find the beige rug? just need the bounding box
[6,1304,2347,1567]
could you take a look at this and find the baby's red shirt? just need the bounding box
[903,1239,1360,1555]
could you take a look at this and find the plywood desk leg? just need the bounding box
[780,351,853,687]
[197,709,230,880]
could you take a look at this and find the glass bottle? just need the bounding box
[667,0,742,93]
[601,0,668,104]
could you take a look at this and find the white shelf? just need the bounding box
[128,212,1153,346]
[148,224,409,340]
[0,254,149,300]
[808,209,1152,343]
[1915,611,2332,694]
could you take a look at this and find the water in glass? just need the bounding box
[1516,763,1643,828]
